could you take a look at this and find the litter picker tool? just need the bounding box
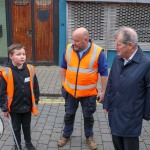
[0,116,4,139]
[8,114,20,150]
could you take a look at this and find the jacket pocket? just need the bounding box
[87,96,96,113]
[61,86,68,99]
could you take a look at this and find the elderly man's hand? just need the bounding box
[104,109,108,114]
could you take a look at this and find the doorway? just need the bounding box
[6,0,58,65]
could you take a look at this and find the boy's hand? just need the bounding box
[3,112,9,118]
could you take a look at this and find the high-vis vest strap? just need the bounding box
[1,67,14,111]
[62,43,103,98]
[1,65,38,116]
[27,64,38,116]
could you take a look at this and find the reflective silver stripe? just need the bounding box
[79,68,97,74]
[32,102,36,107]
[65,80,97,90]
[27,65,35,87]
[66,45,73,66]
[89,44,99,70]
[67,65,77,72]
[4,67,9,76]
[7,96,12,102]
[4,68,12,102]
[31,89,34,95]
[68,65,97,74]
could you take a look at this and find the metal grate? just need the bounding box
[117,4,150,43]
[67,2,150,51]
[67,2,108,48]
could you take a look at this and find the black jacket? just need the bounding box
[0,62,40,113]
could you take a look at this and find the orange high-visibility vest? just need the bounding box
[1,64,38,116]
[62,43,103,98]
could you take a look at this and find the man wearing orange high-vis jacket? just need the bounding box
[58,27,108,150]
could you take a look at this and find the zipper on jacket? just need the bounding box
[74,54,81,97]
[73,46,91,97]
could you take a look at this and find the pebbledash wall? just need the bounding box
[0,0,8,63]
[60,0,150,67]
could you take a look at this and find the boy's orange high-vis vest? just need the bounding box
[62,43,103,98]
[1,64,38,116]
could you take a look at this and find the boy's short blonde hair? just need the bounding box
[8,44,25,55]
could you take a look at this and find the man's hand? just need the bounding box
[97,92,104,103]
[104,109,108,114]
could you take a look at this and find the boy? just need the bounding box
[0,44,40,150]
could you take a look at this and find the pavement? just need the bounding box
[0,66,150,150]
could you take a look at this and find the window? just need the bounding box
[35,0,52,5]
[13,0,29,5]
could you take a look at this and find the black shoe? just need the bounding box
[25,143,36,150]
[12,144,22,150]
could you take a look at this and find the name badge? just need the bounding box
[24,77,30,82]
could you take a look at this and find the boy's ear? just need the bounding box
[9,54,13,60]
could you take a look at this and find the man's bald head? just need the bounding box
[72,27,89,39]
[72,27,89,51]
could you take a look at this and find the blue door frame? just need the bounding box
[59,0,66,66]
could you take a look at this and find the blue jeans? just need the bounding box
[62,87,97,138]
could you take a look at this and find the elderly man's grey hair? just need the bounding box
[114,26,138,47]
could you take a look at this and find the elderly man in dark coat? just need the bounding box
[103,26,150,150]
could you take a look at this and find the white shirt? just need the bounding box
[123,49,137,65]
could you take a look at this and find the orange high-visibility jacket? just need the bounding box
[1,64,38,116]
[62,43,103,98]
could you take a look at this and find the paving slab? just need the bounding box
[0,66,150,150]
[0,98,150,150]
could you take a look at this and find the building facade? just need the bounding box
[0,0,150,67]
[64,0,150,67]
[0,0,59,65]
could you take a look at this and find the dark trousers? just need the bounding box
[112,135,139,150]
[62,89,96,138]
[10,112,31,146]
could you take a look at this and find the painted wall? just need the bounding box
[59,0,66,66]
[107,50,150,68]
[107,50,117,68]
[0,0,7,57]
